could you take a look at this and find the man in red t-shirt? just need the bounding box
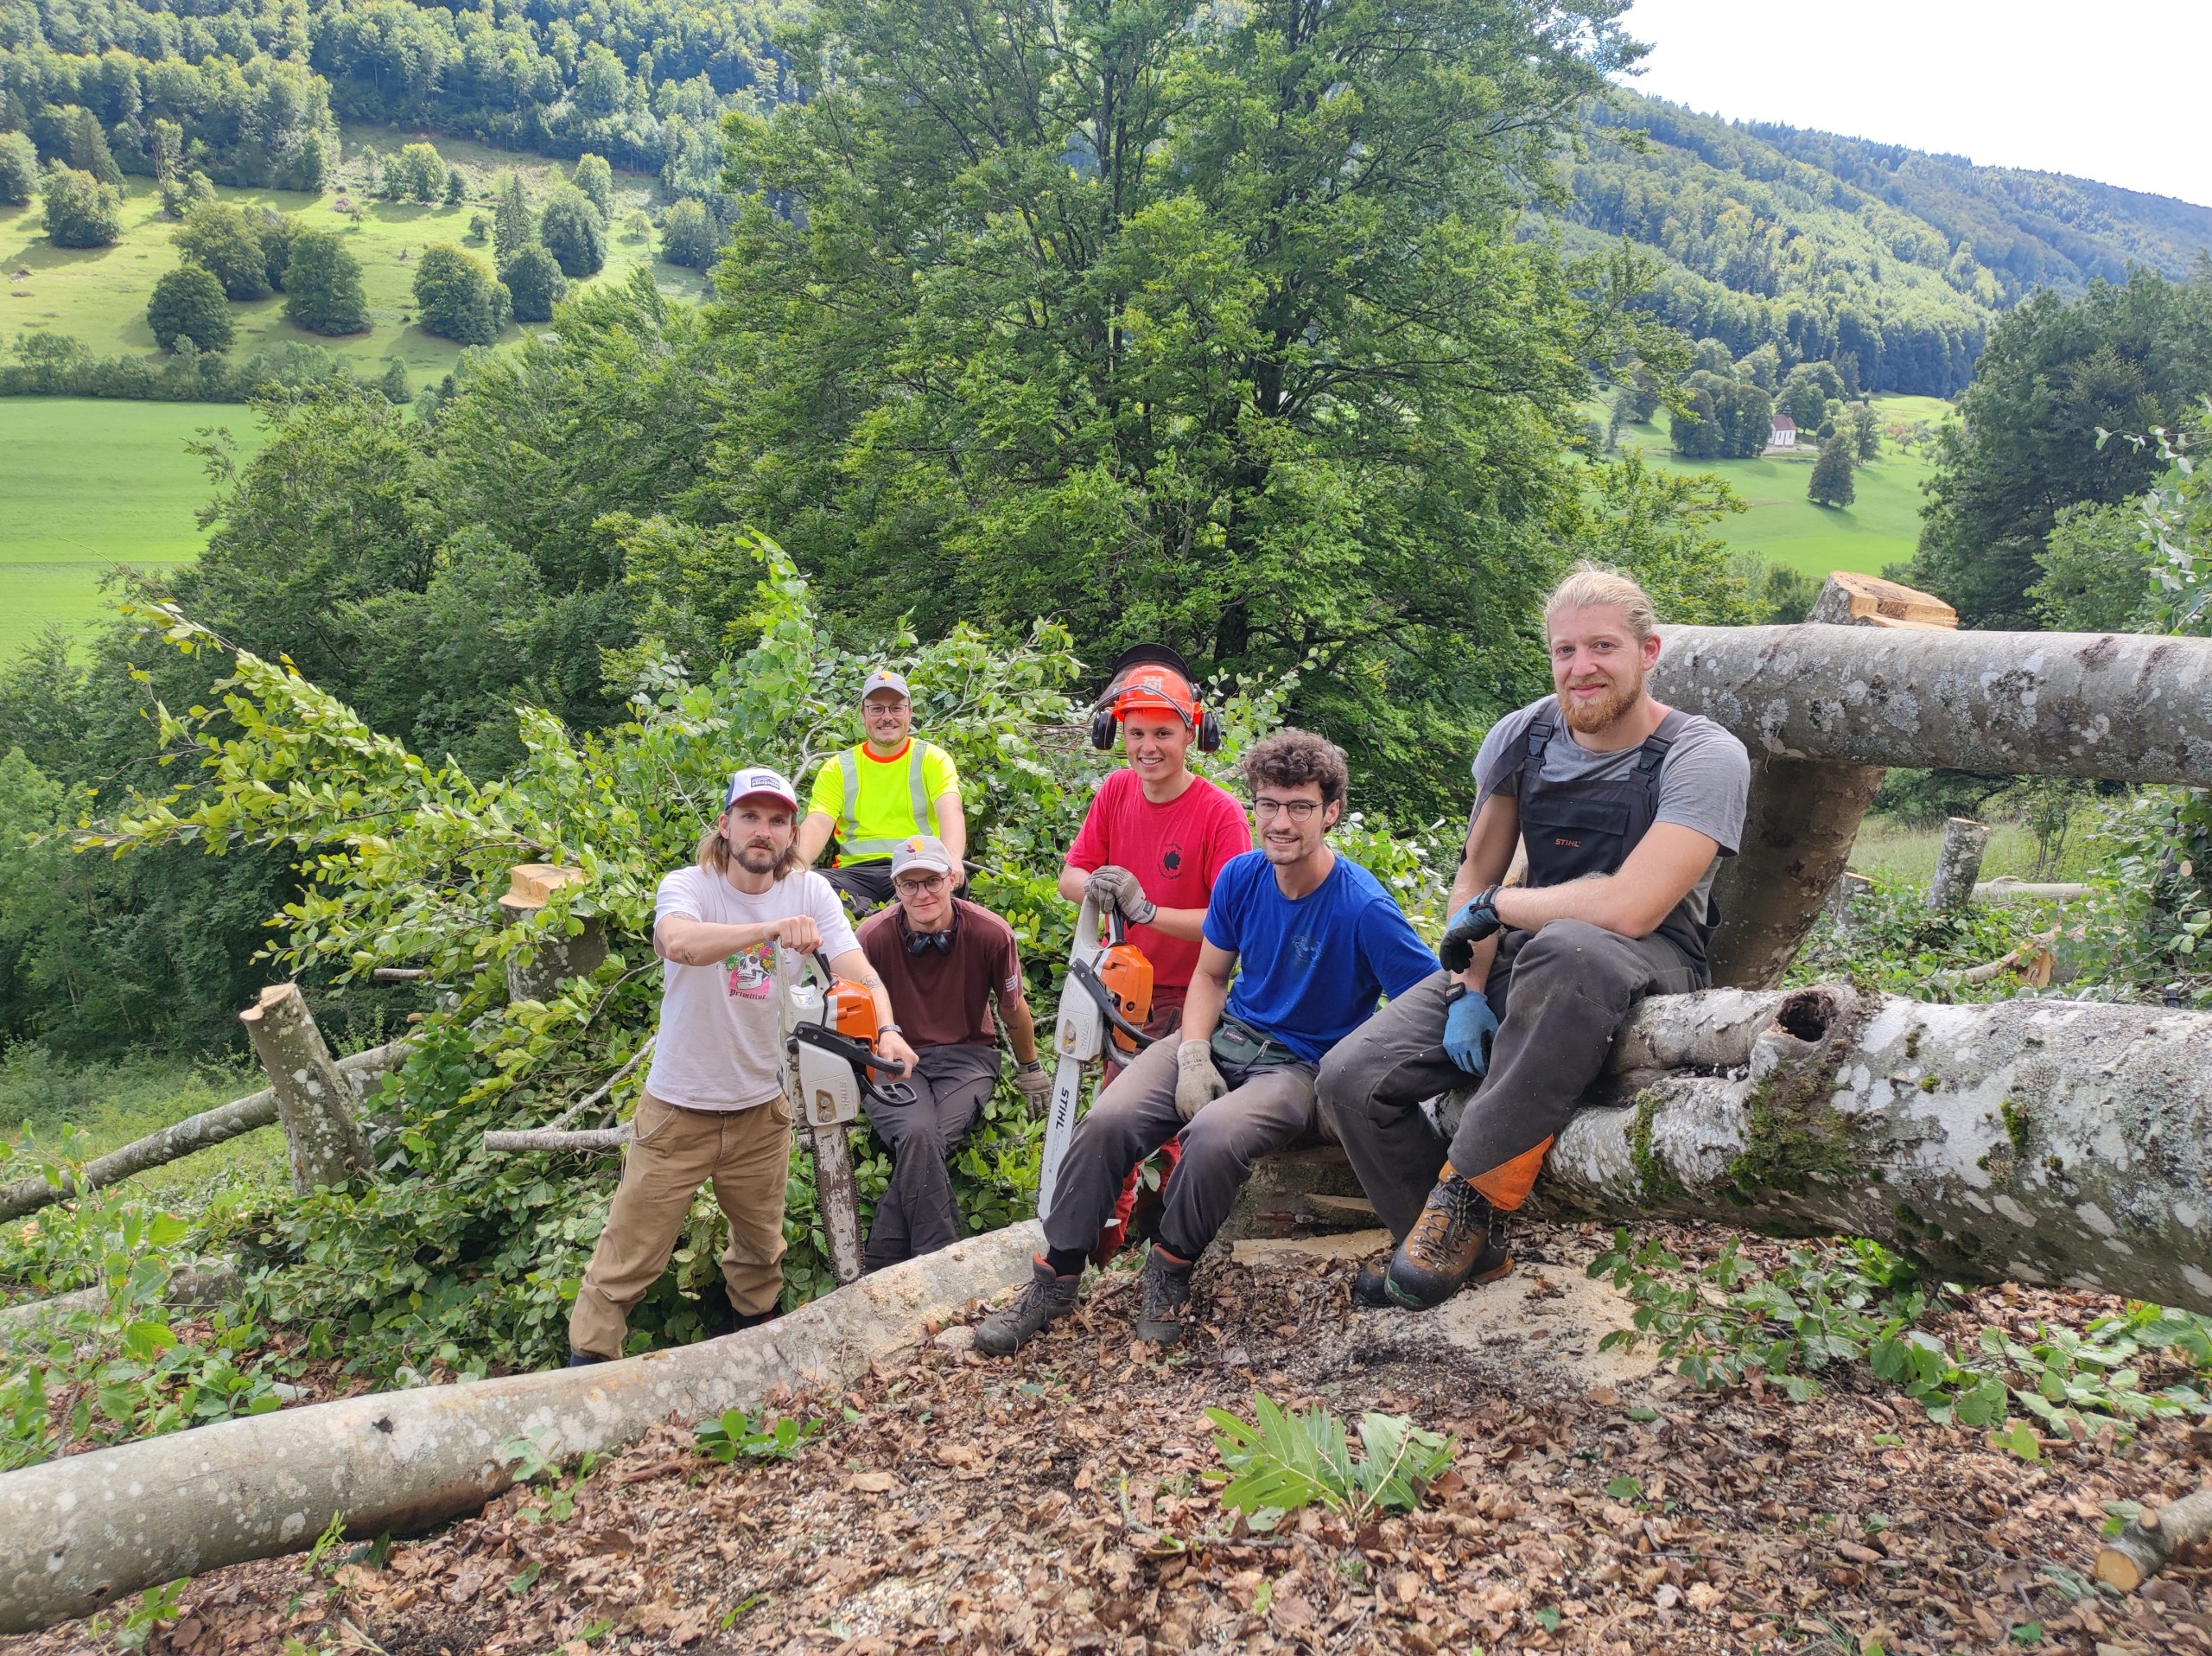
[1060,646,1250,1254]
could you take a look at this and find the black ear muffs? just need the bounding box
[899,902,960,955]
[1090,704,1120,750]
[1196,707,1223,754]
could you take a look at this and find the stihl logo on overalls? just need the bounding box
[1552,835,1581,849]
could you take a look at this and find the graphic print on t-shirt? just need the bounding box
[1160,842,1185,877]
[725,940,777,999]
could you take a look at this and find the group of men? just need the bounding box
[566,567,1750,1368]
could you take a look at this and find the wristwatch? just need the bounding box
[880,1022,905,1037]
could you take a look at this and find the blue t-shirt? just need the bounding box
[1201,850,1439,1064]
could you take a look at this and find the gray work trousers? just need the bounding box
[1041,1033,1318,1264]
[1316,920,1705,1239]
[861,1042,1001,1271]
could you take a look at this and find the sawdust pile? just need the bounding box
[5,1222,2209,1655]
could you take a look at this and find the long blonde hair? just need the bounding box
[1543,563,1658,644]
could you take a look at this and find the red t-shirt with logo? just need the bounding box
[1065,769,1252,989]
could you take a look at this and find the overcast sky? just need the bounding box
[1615,0,2212,208]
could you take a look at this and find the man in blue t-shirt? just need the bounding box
[977,730,1438,1357]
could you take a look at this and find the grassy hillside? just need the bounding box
[1610,393,1942,581]
[3,129,707,396]
[0,399,267,655]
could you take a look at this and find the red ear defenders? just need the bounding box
[1089,644,1223,754]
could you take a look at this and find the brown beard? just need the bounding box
[1557,675,1642,736]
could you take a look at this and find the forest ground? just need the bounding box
[2,1226,2206,1656]
[0,124,707,391]
[0,398,268,655]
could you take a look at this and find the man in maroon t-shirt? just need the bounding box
[857,836,1051,1270]
[1060,647,1250,1254]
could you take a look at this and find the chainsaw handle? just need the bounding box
[1105,908,1128,947]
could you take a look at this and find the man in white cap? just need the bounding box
[797,669,967,914]
[855,834,1053,1270]
[568,767,918,1364]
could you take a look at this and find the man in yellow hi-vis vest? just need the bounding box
[797,669,968,913]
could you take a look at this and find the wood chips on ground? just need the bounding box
[5,1221,2209,1655]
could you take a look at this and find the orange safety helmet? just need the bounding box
[1090,645,1222,753]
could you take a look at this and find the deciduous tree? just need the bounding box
[500,242,568,323]
[0,132,35,206]
[538,185,605,277]
[175,202,273,299]
[715,0,1675,811]
[412,242,510,344]
[657,197,715,269]
[39,165,123,248]
[572,154,614,220]
[147,264,235,353]
[283,229,371,335]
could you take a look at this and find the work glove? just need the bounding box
[1174,1039,1228,1122]
[1441,982,1499,1077]
[1437,885,1504,974]
[1084,864,1157,927]
[1014,1059,1053,1112]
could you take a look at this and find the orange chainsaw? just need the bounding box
[1037,898,1155,1220]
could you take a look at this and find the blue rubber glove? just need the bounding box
[1442,984,1498,1076]
[1438,885,1503,974]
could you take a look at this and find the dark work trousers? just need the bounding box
[861,1042,1001,1271]
[1043,1033,1316,1264]
[1316,920,1705,1240]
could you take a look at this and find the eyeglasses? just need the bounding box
[894,873,950,896]
[1253,797,1322,821]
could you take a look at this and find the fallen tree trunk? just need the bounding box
[0,1221,1041,1634]
[0,1258,240,1354]
[1522,984,2212,1314]
[0,1041,411,1224]
[1706,755,1886,989]
[1650,623,2212,782]
[2096,1486,2212,1592]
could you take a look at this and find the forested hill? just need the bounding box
[1557,92,2212,396]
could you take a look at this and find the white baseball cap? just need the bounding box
[889,835,954,877]
[861,668,911,702]
[724,767,799,811]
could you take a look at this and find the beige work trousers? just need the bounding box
[568,1090,792,1360]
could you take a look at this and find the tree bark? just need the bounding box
[238,984,374,1195]
[0,1040,412,1224]
[810,1124,865,1285]
[1650,623,2212,782]
[482,1126,632,1153]
[0,1224,1043,1635]
[1706,756,1886,989]
[1517,985,2212,1315]
[1928,817,1991,913]
[2095,1487,2212,1592]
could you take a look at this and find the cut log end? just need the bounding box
[2094,1488,2212,1593]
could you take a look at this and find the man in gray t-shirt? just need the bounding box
[1317,567,1750,1313]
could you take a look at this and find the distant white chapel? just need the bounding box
[1767,412,1799,451]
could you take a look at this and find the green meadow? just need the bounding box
[0,398,265,657]
[2,126,708,396]
[1612,393,1949,583]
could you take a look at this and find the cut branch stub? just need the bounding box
[499,863,608,1004]
[1928,817,1991,913]
[238,984,372,1195]
[1529,985,2212,1315]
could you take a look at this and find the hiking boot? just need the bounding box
[1133,1247,1193,1347]
[975,1256,1081,1356]
[1351,1260,1392,1309]
[1385,1171,1510,1310]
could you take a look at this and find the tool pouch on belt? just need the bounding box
[1209,1016,1298,1070]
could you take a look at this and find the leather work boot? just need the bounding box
[1133,1247,1194,1347]
[1351,1260,1391,1309]
[1385,1170,1511,1310]
[976,1256,1082,1356]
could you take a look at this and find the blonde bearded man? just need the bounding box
[1317,565,1750,1311]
